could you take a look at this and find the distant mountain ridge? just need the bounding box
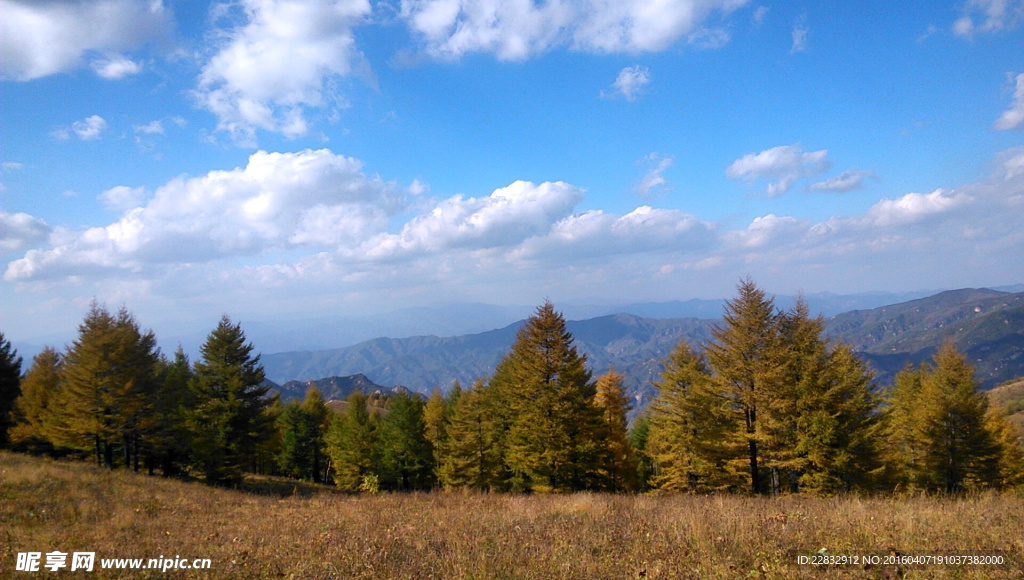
[261,288,1024,405]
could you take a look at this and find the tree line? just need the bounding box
[1,280,1022,494]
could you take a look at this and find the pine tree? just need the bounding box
[277,386,330,482]
[984,407,1024,490]
[439,379,503,490]
[648,339,741,492]
[594,368,637,491]
[148,347,193,475]
[56,304,160,469]
[917,343,999,492]
[0,331,23,448]
[493,301,604,492]
[8,347,60,453]
[628,413,654,491]
[703,279,781,494]
[771,299,881,494]
[186,316,272,485]
[378,391,434,490]
[326,390,378,491]
[882,344,1004,493]
[423,387,449,482]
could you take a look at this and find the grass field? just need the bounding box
[2,452,1023,579]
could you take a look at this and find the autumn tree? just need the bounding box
[0,331,22,448]
[491,301,605,492]
[186,316,273,485]
[594,368,637,491]
[423,387,449,482]
[703,279,781,494]
[8,347,60,453]
[648,340,740,492]
[439,380,503,490]
[56,305,160,469]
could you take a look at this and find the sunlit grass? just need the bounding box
[2,452,1023,579]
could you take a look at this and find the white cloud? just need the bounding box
[356,180,583,260]
[0,0,170,81]
[4,149,405,281]
[860,188,972,228]
[636,153,673,198]
[603,65,650,101]
[790,21,808,53]
[134,120,165,135]
[91,55,143,79]
[808,169,874,193]
[953,0,1024,38]
[725,144,830,196]
[400,0,749,61]
[99,186,147,211]
[513,205,712,262]
[56,115,109,141]
[195,0,373,144]
[995,72,1024,130]
[0,211,51,252]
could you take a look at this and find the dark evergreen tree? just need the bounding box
[186,316,272,485]
[378,391,434,490]
[148,347,193,475]
[277,386,330,482]
[0,331,23,448]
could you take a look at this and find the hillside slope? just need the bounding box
[262,289,1024,398]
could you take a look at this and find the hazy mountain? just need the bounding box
[263,289,1024,404]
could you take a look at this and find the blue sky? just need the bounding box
[1,0,1023,348]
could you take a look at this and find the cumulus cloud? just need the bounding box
[4,149,405,281]
[134,120,165,135]
[1,211,52,252]
[195,0,373,144]
[808,169,874,193]
[513,205,712,262]
[725,144,830,196]
[355,180,584,260]
[0,0,170,81]
[400,0,749,61]
[995,72,1024,130]
[953,0,1024,38]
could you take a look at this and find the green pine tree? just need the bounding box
[326,390,378,491]
[186,316,272,485]
[378,391,434,490]
[0,331,23,449]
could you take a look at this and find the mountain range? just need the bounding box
[263,287,1024,407]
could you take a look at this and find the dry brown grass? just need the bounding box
[2,451,1023,579]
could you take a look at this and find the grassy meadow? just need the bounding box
[2,452,1023,579]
